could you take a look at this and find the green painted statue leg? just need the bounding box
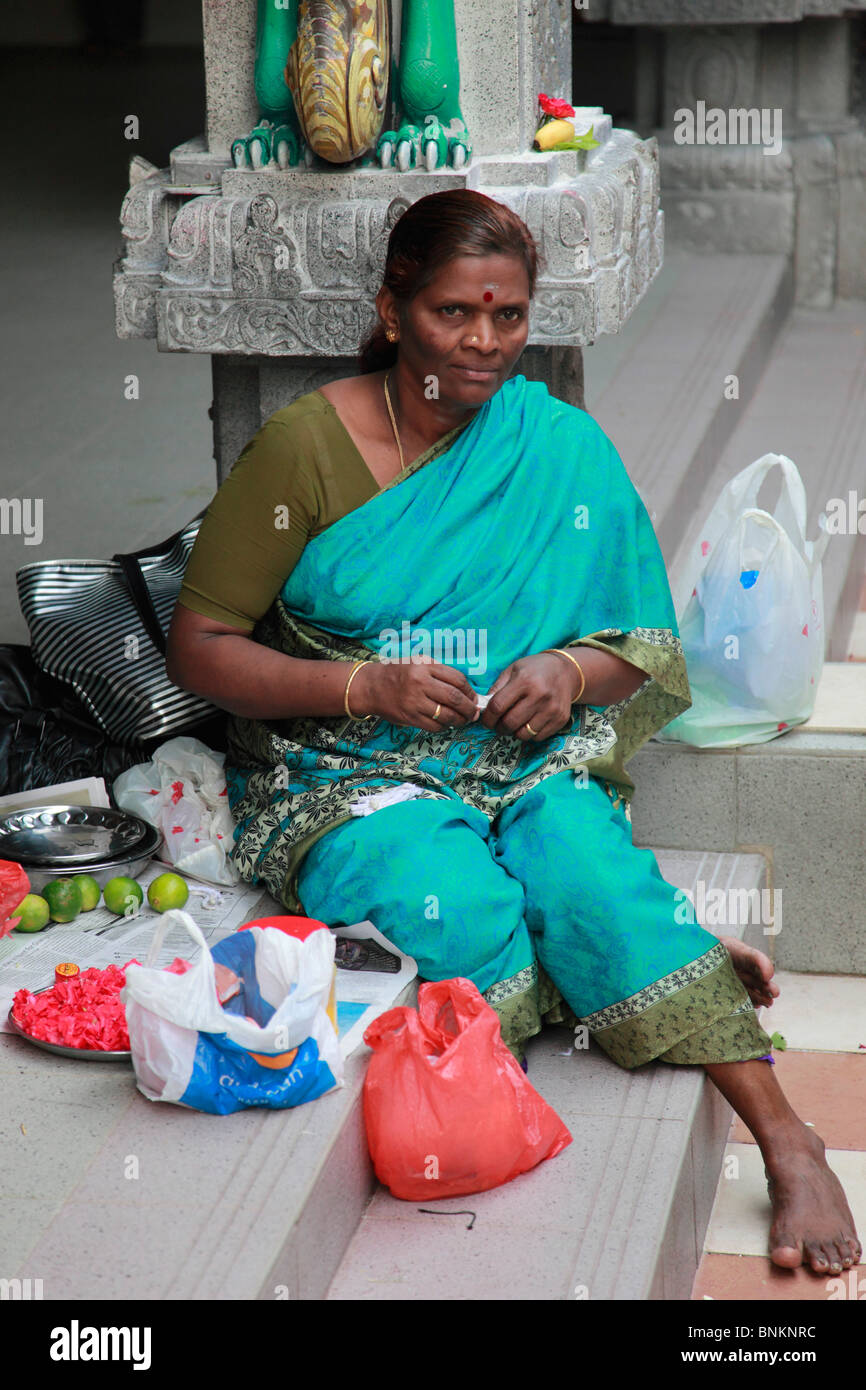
[254,0,298,119]
[232,0,304,169]
[377,0,471,171]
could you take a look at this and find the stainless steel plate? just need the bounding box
[0,804,152,867]
[7,988,132,1063]
[23,825,163,893]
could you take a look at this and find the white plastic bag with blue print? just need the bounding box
[122,910,343,1114]
[657,453,829,748]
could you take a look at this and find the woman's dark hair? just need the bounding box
[357,189,538,374]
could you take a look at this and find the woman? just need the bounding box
[167,189,859,1278]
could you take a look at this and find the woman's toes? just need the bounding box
[841,1237,861,1267]
[821,1241,844,1274]
[770,1234,802,1268]
[804,1239,830,1273]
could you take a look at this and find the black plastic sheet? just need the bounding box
[0,645,227,799]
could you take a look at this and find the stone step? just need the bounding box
[582,248,793,565]
[628,664,866,976]
[324,851,766,1302]
[1,881,413,1305]
[3,852,764,1303]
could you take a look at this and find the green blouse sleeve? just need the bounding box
[176,395,377,632]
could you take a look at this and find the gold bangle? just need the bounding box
[344,659,375,721]
[543,647,586,703]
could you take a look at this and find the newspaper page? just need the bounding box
[0,776,111,814]
[333,922,418,1057]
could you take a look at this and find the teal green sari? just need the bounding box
[225,375,771,1062]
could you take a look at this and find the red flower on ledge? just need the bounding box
[538,93,575,120]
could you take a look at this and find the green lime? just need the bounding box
[12,893,51,933]
[72,873,101,911]
[42,878,83,923]
[147,872,189,914]
[103,876,144,918]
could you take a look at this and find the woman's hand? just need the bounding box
[481,652,579,740]
[350,658,479,733]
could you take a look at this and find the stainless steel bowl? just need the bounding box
[22,827,163,892]
[0,804,153,866]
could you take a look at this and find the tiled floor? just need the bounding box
[692,973,866,1301]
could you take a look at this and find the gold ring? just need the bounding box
[434,704,442,721]
[525,721,538,735]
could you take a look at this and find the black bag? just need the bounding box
[0,645,229,799]
[0,645,147,796]
[16,515,220,745]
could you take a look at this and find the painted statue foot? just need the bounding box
[764,1121,862,1274]
[231,120,305,170]
[378,116,471,171]
[718,934,780,1010]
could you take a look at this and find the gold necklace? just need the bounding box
[383,373,405,473]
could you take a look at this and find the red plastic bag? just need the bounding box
[362,977,572,1200]
[0,859,30,938]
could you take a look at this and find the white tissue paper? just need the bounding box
[348,784,427,817]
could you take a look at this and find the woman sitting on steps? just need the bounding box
[167,188,860,1278]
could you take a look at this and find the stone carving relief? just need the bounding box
[663,28,759,124]
[532,289,593,340]
[385,196,412,231]
[307,201,390,293]
[660,143,793,190]
[116,126,664,353]
[114,275,161,337]
[233,195,301,296]
[160,294,377,355]
[118,176,173,272]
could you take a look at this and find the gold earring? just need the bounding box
[386,329,398,342]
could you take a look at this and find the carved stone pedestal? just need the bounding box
[114,0,666,480]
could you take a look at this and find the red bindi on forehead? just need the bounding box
[483,290,494,302]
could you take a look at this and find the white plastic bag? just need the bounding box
[122,910,343,1112]
[658,453,829,748]
[112,736,239,885]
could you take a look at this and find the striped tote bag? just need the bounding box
[16,515,218,745]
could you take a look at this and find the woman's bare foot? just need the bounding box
[718,935,780,1010]
[764,1120,862,1273]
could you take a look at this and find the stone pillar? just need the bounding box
[454,0,572,157]
[837,129,866,298]
[581,3,866,305]
[202,0,257,158]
